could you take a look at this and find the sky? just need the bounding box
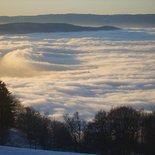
[0,0,155,16]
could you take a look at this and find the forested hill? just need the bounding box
[0,14,155,27]
[0,23,120,34]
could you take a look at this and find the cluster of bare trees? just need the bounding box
[0,80,155,155]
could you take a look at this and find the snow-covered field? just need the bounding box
[0,28,155,120]
[0,146,93,155]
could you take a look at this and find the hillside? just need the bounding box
[0,146,94,155]
[0,23,120,34]
[0,14,155,27]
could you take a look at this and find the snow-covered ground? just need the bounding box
[0,146,94,155]
[0,28,155,120]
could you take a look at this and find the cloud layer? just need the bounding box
[0,28,155,120]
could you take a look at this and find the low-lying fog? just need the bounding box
[0,28,155,120]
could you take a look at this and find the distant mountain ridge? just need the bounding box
[0,14,155,27]
[0,23,120,34]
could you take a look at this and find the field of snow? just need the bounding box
[0,28,155,120]
[0,146,93,155]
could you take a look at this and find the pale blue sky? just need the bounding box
[0,0,155,16]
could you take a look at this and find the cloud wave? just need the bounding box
[0,28,155,120]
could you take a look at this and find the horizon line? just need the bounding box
[1,13,155,17]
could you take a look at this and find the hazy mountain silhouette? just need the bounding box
[0,23,120,34]
[0,14,155,27]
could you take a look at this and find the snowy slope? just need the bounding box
[0,146,94,155]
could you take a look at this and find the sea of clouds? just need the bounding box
[0,28,155,120]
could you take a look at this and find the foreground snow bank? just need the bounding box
[0,146,94,155]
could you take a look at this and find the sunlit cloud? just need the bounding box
[0,28,155,120]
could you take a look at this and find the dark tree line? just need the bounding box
[0,80,155,155]
[0,81,21,144]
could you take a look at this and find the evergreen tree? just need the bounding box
[0,81,19,144]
